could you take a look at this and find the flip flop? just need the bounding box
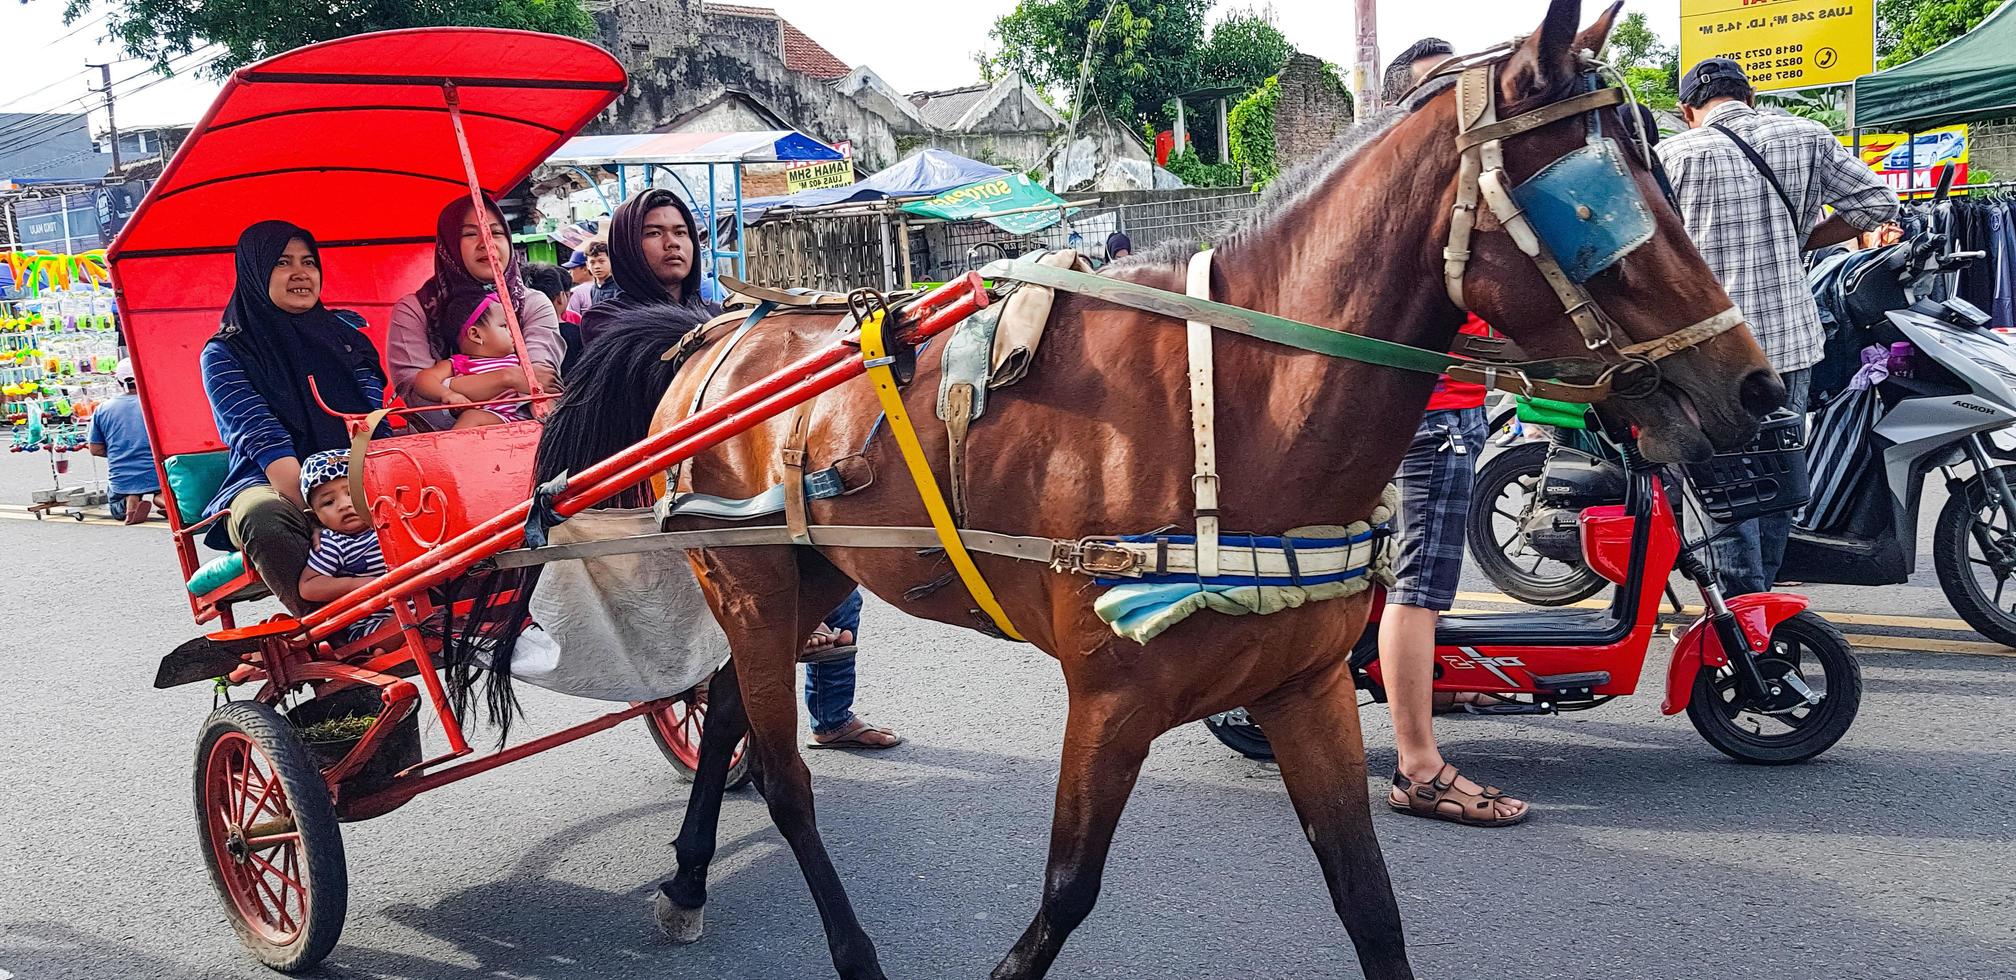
[806,717,905,750]
[799,624,858,664]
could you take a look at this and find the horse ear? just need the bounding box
[1498,0,1585,109]
[1576,2,1627,61]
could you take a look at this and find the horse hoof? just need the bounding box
[654,890,705,944]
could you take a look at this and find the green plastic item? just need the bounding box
[1515,395,1591,429]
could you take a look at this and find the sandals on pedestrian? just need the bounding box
[1388,763,1531,827]
[799,624,858,664]
[806,715,904,750]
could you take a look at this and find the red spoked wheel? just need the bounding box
[195,701,347,972]
[644,683,751,790]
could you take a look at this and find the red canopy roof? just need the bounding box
[110,28,625,458]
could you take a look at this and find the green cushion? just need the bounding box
[1514,396,1592,430]
[164,452,232,521]
[187,552,247,596]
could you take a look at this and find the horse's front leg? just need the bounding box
[656,659,750,944]
[1247,657,1414,980]
[991,685,1161,980]
[715,551,886,980]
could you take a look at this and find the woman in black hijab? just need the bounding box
[198,220,387,614]
[576,188,719,345]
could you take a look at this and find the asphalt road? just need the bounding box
[1,455,2013,980]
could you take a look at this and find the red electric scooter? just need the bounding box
[1206,413,1863,765]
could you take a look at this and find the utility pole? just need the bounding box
[1352,0,1381,120]
[88,63,120,172]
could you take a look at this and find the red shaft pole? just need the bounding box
[301,276,987,638]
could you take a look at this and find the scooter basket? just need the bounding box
[1681,410,1811,522]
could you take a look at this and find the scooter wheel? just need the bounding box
[1933,466,2016,650]
[1203,708,1274,760]
[1686,611,1861,765]
[1467,442,1606,606]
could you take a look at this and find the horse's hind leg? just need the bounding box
[656,659,751,944]
[1247,659,1414,980]
[991,686,1160,980]
[707,548,886,979]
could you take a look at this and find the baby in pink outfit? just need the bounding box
[415,294,534,428]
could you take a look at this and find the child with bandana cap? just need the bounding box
[297,449,391,642]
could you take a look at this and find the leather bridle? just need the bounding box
[1408,41,1745,400]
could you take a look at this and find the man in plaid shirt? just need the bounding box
[1658,58,1898,594]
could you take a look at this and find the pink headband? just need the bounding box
[462,293,499,333]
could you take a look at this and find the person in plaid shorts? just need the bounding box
[1378,39,1530,828]
[1659,58,1897,594]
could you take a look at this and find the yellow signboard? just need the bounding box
[1680,0,1874,93]
[785,159,853,193]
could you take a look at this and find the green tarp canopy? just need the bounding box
[1854,1,2016,132]
[899,174,1077,235]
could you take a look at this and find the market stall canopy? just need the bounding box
[745,148,1010,221]
[1853,0,2016,132]
[546,130,843,166]
[109,28,625,459]
[900,173,1078,234]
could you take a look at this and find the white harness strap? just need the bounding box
[1186,248,1222,578]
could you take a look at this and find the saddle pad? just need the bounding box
[936,301,1005,422]
[660,465,851,522]
[1091,487,1399,644]
[990,248,1090,387]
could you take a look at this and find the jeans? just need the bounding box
[804,589,864,734]
[1710,368,1812,596]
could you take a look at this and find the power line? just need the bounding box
[48,9,112,46]
[0,47,218,152]
[0,67,95,115]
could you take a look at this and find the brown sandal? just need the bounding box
[1388,764,1530,827]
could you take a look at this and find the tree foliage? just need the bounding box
[1607,12,1680,110]
[1876,0,2003,67]
[61,0,597,77]
[1226,74,1278,187]
[979,0,1290,139]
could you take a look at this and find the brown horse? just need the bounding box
[554,3,1782,976]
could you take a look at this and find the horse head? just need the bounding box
[1414,0,1784,462]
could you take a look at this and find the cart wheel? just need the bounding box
[1686,611,1862,765]
[72,510,86,521]
[645,687,751,790]
[195,701,347,972]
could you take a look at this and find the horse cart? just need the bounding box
[114,6,1814,976]
[110,29,983,969]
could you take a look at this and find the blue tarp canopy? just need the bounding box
[745,148,1008,221]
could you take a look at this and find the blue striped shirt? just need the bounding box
[199,311,386,521]
[306,527,388,577]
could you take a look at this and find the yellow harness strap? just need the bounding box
[858,310,1026,642]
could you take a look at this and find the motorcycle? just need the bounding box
[1471,180,2016,646]
[1205,415,1863,765]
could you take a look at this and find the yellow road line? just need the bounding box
[1454,590,1980,634]
[1843,633,2016,657]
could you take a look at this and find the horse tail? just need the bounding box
[444,304,715,741]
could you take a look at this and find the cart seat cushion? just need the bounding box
[187,552,247,596]
[165,452,232,522]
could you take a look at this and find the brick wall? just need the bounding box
[1272,54,1354,174]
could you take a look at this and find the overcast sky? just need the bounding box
[7,0,1685,132]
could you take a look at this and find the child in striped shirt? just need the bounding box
[414,293,534,428]
[297,450,391,643]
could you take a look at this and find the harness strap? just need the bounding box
[944,383,975,525]
[858,309,1026,641]
[345,407,396,526]
[1455,87,1625,152]
[780,397,818,545]
[669,300,774,493]
[1186,249,1222,578]
[983,259,1623,403]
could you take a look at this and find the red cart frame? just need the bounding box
[111,28,988,971]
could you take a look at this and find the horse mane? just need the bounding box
[1132,77,1457,271]
[445,302,716,741]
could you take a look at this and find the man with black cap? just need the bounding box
[1658,57,1897,597]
